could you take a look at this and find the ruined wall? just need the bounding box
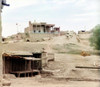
[47,53,55,61]
[78,31,91,34]
[25,27,30,33]
[42,52,48,67]
[78,33,92,40]
[25,33,54,42]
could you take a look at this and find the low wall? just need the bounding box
[42,57,48,67]
[42,53,55,67]
[78,33,91,40]
[47,53,55,61]
[25,33,54,42]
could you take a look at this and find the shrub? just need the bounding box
[90,24,100,50]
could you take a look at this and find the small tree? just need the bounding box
[90,24,100,50]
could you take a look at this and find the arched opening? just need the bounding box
[26,39,30,42]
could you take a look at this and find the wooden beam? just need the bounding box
[76,66,100,69]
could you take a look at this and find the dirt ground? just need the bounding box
[10,77,100,87]
[45,54,100,79]
[2,34,100,87]
[9,53,100,87]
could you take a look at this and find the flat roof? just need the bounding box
[32,22,55,26]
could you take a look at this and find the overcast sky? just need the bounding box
[2,0,100,37]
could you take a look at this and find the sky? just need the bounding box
[1,0,100,37]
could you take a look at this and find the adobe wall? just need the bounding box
[78,33,92,40]
[25,33,54,42]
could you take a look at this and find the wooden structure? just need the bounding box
[2,51,55,77]
[2,53,42,77]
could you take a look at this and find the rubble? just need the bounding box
[2,79,11,86]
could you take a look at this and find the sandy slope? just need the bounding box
[2,35,100,87]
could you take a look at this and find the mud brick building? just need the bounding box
[25,21,60,34]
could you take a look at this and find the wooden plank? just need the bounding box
[10,58,12,73]
[28,60,31,70]
[10,70,40,77]
[30,60,31,70]
[25,60,26,71]
[3,56,5,74]
[24,57,41,61]
[25,73,26,77]
[28,73,29,77]
[5,51,32,56]
[10,70,40,74]
[76,66,100,69]
[54,77,100,82]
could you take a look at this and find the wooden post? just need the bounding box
[0,6,2,75]
[0,1,10,86]
[0,10,2,43]
[0,3,3,86]
[29,60,31,71]
[25,60,26,77]
[0,48,2,86]
[28,60,31,71]
[3,56,5,74]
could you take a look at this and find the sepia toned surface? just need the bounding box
[0,0,100,87]
[0,31,100,86]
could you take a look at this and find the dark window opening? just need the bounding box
[2,38,5,42]
[81,30,85,32]
[34,30,36,33]
[32,53,41,58]
[44,29,45,33]
[26,39,30,42]
[39,30,41,33]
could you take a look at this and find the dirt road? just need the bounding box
[10,77,100,87]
